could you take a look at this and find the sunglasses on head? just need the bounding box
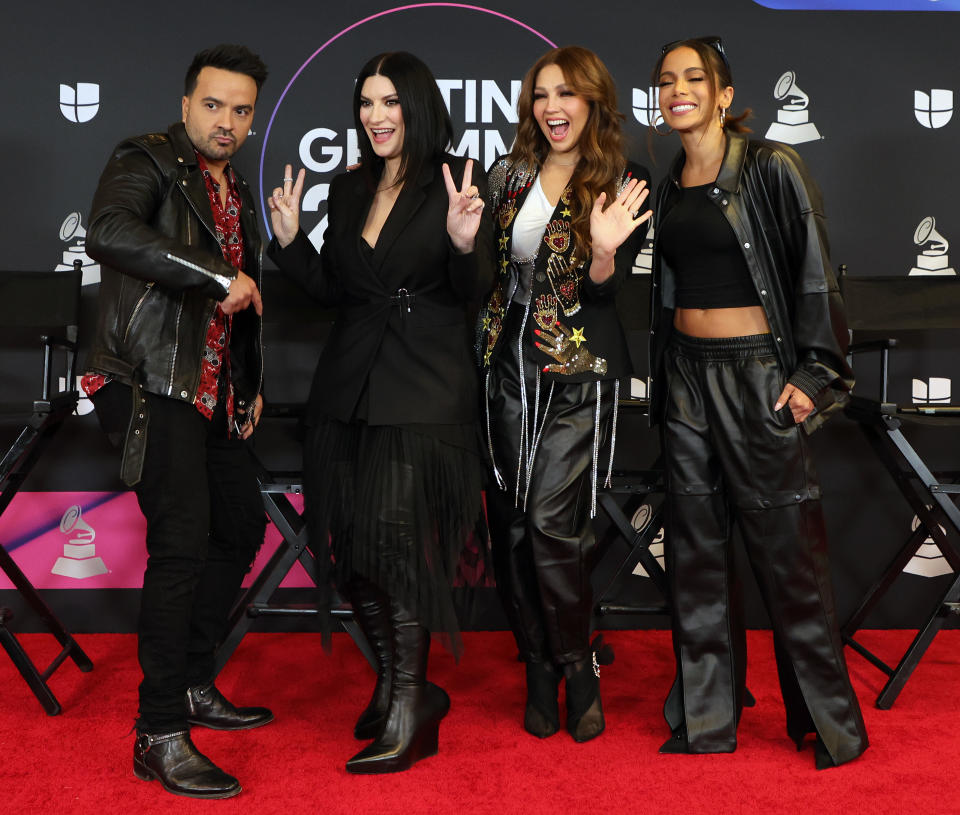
[660,36,731,74]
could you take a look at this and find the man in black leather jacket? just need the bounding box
[83,45,271,800]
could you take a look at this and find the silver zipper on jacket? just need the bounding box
[166,297,184,397]
[165,252,231,290]
[123,283,154,344]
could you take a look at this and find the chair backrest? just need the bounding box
[0,267,82,402]
[840,267,960,332]
[839,265,960,406]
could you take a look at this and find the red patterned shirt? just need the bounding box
[82,153,245,428]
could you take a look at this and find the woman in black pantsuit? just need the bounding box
[267,52,492,774]
[649,37,868,768]
[477,46,651,743]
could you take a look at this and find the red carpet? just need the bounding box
[1,629,958,814]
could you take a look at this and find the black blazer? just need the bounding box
[269,153,494,426]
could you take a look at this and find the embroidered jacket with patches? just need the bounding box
[477,157,651,383]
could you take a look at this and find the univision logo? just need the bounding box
[632,86,662,129]
[60,82,99,123]
[914,89,953,128]
[913,377,952,404]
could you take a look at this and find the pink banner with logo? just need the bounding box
[0,492,313,590]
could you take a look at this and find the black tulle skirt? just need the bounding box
[302,415,488,657]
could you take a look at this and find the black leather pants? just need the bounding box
[486,314,612,665]
[661,332,868,766]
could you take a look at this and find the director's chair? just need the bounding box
[839,266,960,708]
[0,265,94,714]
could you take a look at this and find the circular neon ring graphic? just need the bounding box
[258,2,556,233]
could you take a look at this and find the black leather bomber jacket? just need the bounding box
[649,131,854,433]
[85,122,263,412]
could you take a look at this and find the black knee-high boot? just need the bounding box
[346,577,394,740]
[345,601,449,774]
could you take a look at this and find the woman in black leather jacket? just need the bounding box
[649,37,867,768]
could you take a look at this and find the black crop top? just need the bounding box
[658,183,760,309]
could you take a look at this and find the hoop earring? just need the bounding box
[719,107,727,127]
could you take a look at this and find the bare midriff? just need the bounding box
[674,305,770,338]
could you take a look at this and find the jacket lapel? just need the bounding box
[168,123,221,243]
[371,161,433,274]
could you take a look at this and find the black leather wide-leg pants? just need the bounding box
[661,331,868,766]
[486,319,612,666]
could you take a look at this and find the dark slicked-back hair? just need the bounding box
[184,44,268,99]
[353,51,453,191]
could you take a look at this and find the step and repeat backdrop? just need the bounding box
[2,0,959,631]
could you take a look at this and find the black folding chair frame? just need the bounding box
[0,265,93,714]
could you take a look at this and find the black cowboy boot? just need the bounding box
[348,577,394,740]
[133,729,240,799]
[346,603,449,773]
[185,682,273,730]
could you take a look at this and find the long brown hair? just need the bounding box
[510,46,625,257]
[650,38,752,134]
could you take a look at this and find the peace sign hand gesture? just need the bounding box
[268,164,306,249]
[443,159,485,254]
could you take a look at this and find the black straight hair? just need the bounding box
[184,44,268,100]
[352,51,453,191]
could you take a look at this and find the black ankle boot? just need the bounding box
[185,683,273,731]
[346,606,449,774]
[133,730,241,799]
[564,635,614,743]
[524,660,560,738]
[348,579,394,740]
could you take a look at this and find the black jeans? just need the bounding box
[93,383,266,732]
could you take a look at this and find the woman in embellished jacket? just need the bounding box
[476,45,651,743]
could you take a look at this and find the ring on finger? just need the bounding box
[282,177,293,182]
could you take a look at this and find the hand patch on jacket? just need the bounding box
[534,320,607,376]
[533,293,558,330]
[545,252,582,316]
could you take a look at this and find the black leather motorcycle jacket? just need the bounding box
[85,121,263,411]
[649,131,853,433]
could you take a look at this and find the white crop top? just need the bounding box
[510,175,554,260]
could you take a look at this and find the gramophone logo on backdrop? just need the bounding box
[765,70,822,144]
[914,89,953,128]
[55,211,101,286]
[632,224,654,275]
[59,82,99,123]
[51,505,108,579]
[627,89,659,276]
[629,503,665,578]
[904,514,953,578]
[908,216,955,275]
